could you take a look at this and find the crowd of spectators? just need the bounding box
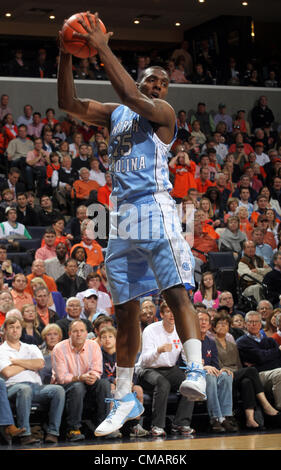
[1,79,281,445]
[1,41,281,88]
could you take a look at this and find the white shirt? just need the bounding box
[135,321,185,371]
[89,170,106,187]
[255,152,270,166]
[76,289,112,313]
[0,341,43,386]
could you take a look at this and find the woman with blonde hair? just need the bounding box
[20,303,42,346]
[40,323,63,384]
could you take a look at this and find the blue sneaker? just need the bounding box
[179,362,207,401]
[94,392,144,437]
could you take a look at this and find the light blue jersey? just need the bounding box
[105,104,195,305]
[108,105,173,204]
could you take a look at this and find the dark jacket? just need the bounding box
[263,268,281,306]
[237,333,281,371]
[56,273,87,299]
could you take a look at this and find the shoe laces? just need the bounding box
[180,363,206,378]
[105,398,121,421]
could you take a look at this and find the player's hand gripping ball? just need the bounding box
[61,12,106,58]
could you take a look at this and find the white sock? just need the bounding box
[183,338,203,369]
[114,367,134,399]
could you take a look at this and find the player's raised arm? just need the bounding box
[57,30,118,127]
[73,12,175,132]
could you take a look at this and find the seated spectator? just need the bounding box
[72,167,100,206]
[20,303,42,346]
[139,299,157,332]
[51,319,111,441]
[51,154,79,213]
[233,109,251,137]
[37,195,61,226]
[25,137,50,195]
[3,113,18,143]
[8,48,30,78]
[97,172,112,210]
[27,112,44,138]
[255,215,277,250]
[250,194,269,226]
[193,271,221,309]
[190,63,212,85]
[89,157,106,187]
[231,313,247,333]
[72,143,90,172]
[78,289,100,325]
[218,291,245,318]
[264,70,279,88]
[254,142,270,167]
[46,152,60,183]
[70,219,104,268]
[190,120,207,147]
[166,59,189,84]
[16,192,38,226]
[257,300,274,328]
[195,167,215,196]
[53,122,66,145]
[69,132,83,159]
[218,216,246,258]
[0,189,15,211]
[0,316,65,445]
[100,325,149,437]
[0,245,22,284]
[91,313,115,344]
[56,259,87,299]
[0,290,15,327]
[252,227,274,266]
[77,273,112,314]
[272,313,281,346]
[135,301,196,437]
[44,242,68,281]
[39,323,63,385]
[198,311,237,433]
[65,204,88,244]
[25,259,58,295]
[265,207,280,240]
[191,214,219,265]
[224,197,240,223]
[263,251,281,307]
[237,206,253,239]
[248,69,262,87]
[237,311,281,411]
[238,186,254,217]
[6,124,34,171]
[35,227,57,261]
[70,246,93,280]
[214,104,233,134]
[30,277,66,319]
[10,273,33,310]
[229,132,254,158]
[213,311,279,429]
[238,240,271,304]
[263,308,279,338]
[0,167,26,200]
[56,297,93,340]
[41,108,59,129]
[0,206,31,239]
[33,286,60,332]
[49,217,72,251]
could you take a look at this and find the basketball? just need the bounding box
[61,12,106,59]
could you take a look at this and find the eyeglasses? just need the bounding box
[246,320,261,325]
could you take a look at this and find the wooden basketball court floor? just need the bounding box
[13,430,281,451]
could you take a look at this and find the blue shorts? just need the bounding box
[105,192,195,305]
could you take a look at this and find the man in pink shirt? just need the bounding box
[51,318,111,441]
[35,228,57,261]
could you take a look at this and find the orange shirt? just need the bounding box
[25,273,58,295]
[97,184,112,207]
[0,311,6,327]
[170,164,196,198]
[202,221,220,240]
[240,221,253,239]
[36,307,50,327]
[192,233,218,263]
[70,241,104,267]
[195,178,215,194]
[72,179,100,200]
[10,290,33,311]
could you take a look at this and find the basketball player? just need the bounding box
[58,12,206,437]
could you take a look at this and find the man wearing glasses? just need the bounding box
[237,310,281,410]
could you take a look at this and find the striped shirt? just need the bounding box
[51,338,102,384]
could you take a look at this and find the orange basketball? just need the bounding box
[61,12,106,59]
